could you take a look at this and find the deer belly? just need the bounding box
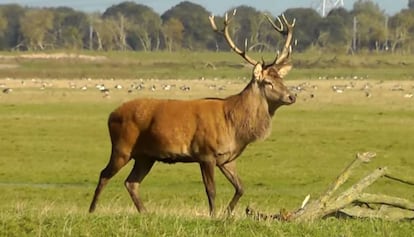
[154,154,196,164]
[139,135,194,163]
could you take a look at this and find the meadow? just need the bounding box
[0,51,413,236]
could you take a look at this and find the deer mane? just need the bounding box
[225,81,272,143]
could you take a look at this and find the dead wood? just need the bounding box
[384,174,414,186]
[246,152,414,221]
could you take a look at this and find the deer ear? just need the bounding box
[253,63,263,81]
[277,63,292,79]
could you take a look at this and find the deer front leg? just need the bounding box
[200,160,216,216]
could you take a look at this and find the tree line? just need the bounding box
[0,0,413,54]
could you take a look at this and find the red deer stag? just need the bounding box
[89,11,296,216]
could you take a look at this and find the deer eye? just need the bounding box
[264,80,274,89]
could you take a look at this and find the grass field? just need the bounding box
[0,51,413,236]
[0,50,414,80]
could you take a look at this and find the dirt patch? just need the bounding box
[0,53,106,61]
[0,64,19,69]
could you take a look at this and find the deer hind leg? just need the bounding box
[218,161,244,215]
[200,160,216,216]
[125,156,155,213]
[89,146,131,213]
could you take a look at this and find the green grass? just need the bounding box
[0,51,413,80]
[0,51,414,235]
[0,80,413,236]
[2,207,413,237]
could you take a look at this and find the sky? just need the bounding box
[0,0,409,16]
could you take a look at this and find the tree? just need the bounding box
[317,8,352,53]
[0,12,8,50]
[103,2,162,51]
[162,18,184,51]
[389,9,414,53]
[162,1,214,50]
[51,7,89,49]
[352,0,387,52]
[105,13,130,51]
[19,9,54,50]
[283,8,322,51]
[90,15,119,51]
[0,4,25,49]
[0,2,411,53]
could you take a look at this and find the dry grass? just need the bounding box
[1,77,413,106]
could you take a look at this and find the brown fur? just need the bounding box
[89,63,295,216]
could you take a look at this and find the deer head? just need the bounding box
[209,10,296,109]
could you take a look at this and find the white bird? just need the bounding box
[404,93,413,98]
[332,85,345,93]
[96,84,106,91]
[162,84,172,90]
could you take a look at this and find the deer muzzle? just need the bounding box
[284,93,296,105]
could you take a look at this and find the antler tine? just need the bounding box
[209,10,258,66]
[265,14,283,32]
[209,15,218,31]
[282,14,296,28]
[232,8,237,17]
[272,14,296,65]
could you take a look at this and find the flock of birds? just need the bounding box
[0,77,227,97]
[287,79,414,99]
[1,77,413,100]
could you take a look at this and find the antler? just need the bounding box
[209,11,296,67]
[265,14,296,66]
[209,9,258,66]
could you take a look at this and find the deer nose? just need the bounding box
[287,94,296,104]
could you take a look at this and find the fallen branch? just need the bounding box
[246,152,414,221]
[384,174,414,186]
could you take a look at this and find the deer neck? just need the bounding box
[267,100,284,117]
[225,81,272,143]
